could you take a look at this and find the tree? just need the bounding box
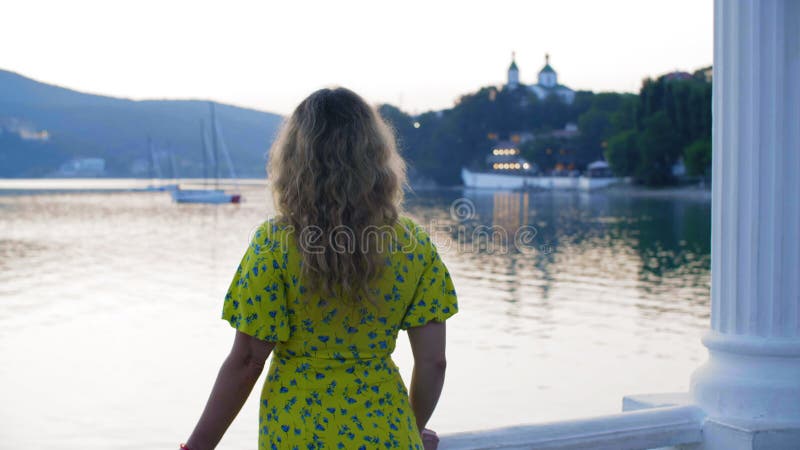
[573,93,638,169]
[570,91,595,118]
[604,130,639,177]
[610,95,638,134]
[684,138,711,177]
[379,67,710,186]
[521,136,560,172]
[577,108,612,162]
[635,112,683,185]
[0,132,64,177]
[601,74,711,186]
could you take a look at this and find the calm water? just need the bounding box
[0,180,711,449]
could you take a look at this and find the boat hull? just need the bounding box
[136,183,179,192]
[171,189,241,204]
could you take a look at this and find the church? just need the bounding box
[506,52,576,104]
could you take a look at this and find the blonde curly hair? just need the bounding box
[267,87,407,304]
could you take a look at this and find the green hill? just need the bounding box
[0,69,284,177]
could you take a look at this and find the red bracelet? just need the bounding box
[180,444,192,450]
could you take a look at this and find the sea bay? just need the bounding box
[0,180,710,449]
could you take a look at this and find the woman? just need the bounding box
[182,88,458,450]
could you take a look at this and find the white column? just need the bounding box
[690,0,800,428]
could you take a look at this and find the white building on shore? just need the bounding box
[57,158,106,177]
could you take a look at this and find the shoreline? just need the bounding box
[601,183,711,201]
[0,177,712,202]
[410,182,712,201]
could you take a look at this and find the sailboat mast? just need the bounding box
[147,135,153,181]
[210,102,219,191]
[201,121,208,186]
[166,141,178,182]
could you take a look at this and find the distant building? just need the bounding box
[586,160,612,178]
[507,52,520,90]
[18,129,49,140]
[664,71,693,81]
[505,53,575,104]
[528,54,576,104]
[672,158,687,177]
[0,118,50,141]
[58,158,106,177]
[696,66,713,83]
[540,122,579,140]
[524,123,580,144]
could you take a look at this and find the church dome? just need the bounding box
[539,53,556,74]
[507,52,520,89]
[509,51,519,71]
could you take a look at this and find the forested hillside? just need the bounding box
[1,67,711,186]
[380,67,712,186]
[0,69,283,177]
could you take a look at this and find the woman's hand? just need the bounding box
[421,428,439,450]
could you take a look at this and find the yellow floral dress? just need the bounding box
[222,216,458,449]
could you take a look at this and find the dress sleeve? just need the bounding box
[221,222,290,342]
[400,223,459,330]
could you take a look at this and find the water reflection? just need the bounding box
[405,188,711,346]
[0,184,711,448]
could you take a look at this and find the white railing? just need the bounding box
[438,405,704,450]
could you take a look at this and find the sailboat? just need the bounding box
[172,102,242,204]
[142,137,179,192]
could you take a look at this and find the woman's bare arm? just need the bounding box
[407,321,447,432]
[185,331,275,450]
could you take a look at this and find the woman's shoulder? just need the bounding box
[249,217,294,254]
[395,214,423,238]
[394,215,436,255]
[259,216,292,233]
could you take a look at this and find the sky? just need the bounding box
[1,0,713,116]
